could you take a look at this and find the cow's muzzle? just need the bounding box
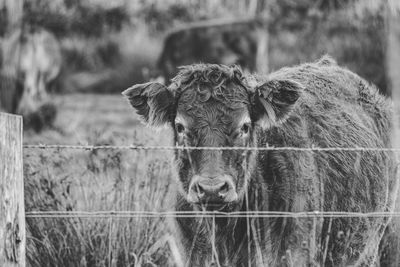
[187,175,238,208]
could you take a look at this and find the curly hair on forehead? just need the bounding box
[169,64,251,92]
[169,64,252,104]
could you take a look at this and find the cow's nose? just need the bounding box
[187,175,238,204]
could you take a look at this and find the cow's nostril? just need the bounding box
[218,182,229,197]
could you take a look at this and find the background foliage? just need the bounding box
[1,0,387,94]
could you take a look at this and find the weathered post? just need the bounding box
[0,113,25,267]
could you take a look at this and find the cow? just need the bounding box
[123,56,399,266]
[157,17,268,83]
[0,27,60,131]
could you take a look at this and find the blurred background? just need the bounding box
[0,0,391,93]
[0,0,395,133]
[1,0,400,266]
[1,0,396,135]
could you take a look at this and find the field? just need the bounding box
[19,91,400,266]
[24,94,178,267]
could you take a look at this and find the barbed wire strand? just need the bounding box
[22,144,400,152]
[25,211,400,219]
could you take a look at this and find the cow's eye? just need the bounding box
[175,123,185,134]
[240,123,250,135]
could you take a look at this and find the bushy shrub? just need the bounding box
[268,1,387,94]
[22,0,129,38]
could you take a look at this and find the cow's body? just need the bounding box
[158,17,268,83]
[124,57,399,266]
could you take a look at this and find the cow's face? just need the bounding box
[123,65,302,211]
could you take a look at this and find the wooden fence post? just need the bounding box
[0,113,25,267]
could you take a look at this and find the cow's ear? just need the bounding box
[252,79,303,129]
[122,82,175,127]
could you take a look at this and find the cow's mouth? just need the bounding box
[194,202,233,212]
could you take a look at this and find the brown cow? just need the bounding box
[123,56,399,266]
[157,17,268,83]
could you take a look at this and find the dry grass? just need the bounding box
[24,94,178,267]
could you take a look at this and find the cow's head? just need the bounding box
[123,64,303,211]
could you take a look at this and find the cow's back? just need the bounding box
[263,56,391,152]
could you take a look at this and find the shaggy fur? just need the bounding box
[124,57,398,266]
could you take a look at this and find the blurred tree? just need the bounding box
[0,0,23,36]
[266,0,388,94]
[22,0,130,37]
[1,0,391,94]
[137,3,198,33]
